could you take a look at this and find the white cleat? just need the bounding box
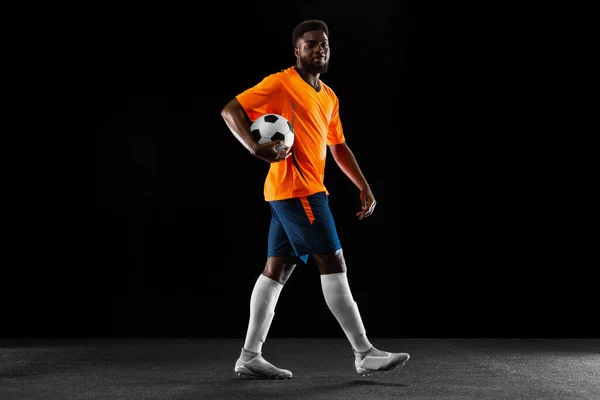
[354,347,410,375]
[234,354,292,380]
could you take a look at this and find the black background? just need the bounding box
[7,1,594,339]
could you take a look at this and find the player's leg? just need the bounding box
[242,257,296,355]
[304,192,410,375]
[235,205,304,380]
[313,251,410,375]
[312,250,371,352]
[235,257,297,379]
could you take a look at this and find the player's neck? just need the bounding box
[294,66,320,90]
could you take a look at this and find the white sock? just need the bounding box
[243,274,283,353]
[321,272,372,352]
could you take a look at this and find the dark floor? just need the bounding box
[1,337,599,400]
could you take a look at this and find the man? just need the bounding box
[221,19,409,380]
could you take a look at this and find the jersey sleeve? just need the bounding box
[235,75,283,122]
[327,95,345,145]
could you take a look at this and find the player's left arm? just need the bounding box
[328,142,376,219]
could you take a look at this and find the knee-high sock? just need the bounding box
[243,274,283,353]
[321,272,372,352]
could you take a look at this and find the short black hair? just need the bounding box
[292,19,329,48]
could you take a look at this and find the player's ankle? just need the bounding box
[240,347,260,362]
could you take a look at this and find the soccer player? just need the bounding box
[221,19,410,380]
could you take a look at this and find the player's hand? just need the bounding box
[356,189,376,219]
[253,140,292,163]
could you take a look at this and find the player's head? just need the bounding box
[292,19,330,74]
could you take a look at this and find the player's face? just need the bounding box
[296,30,329,74]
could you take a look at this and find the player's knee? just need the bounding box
[318,263,346,275]
[313,250,347,275]
[263,256,297,285]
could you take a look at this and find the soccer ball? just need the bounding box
[250,113,294,151]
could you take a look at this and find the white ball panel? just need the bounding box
[250,118,264,131]
[284,132,294,147]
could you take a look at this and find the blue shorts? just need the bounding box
[267,192,342,264]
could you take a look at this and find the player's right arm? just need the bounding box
[221,98,290,163]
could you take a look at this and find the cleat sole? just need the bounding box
[235,367,292,380]
[236,372,291,380]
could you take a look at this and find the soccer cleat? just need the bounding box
[354,346,410,376]
[234,352,292,380]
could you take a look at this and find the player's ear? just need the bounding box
[294,47,299,58]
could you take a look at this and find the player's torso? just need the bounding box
[263,68,338,201]
[276,69,335,158]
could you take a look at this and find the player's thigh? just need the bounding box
[267,204,308,262]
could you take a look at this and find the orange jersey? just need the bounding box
[236,66,345,201]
